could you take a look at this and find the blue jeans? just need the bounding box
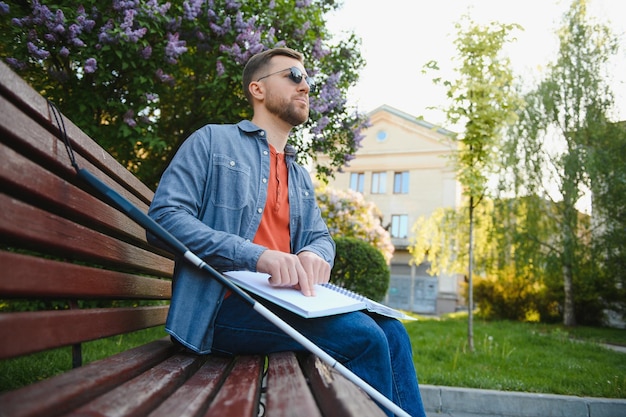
[212,295,426,417]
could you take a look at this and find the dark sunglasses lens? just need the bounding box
[289,67,315,91]
[289,67,303,83]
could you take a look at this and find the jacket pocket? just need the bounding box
[211,154,251,210]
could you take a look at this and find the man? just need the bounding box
[148,47,426,417]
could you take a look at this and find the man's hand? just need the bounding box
[256,250,330,297]
[297,250,331,287]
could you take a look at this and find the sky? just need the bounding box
[326,0,626,127]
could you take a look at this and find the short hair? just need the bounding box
[242,47,304,104]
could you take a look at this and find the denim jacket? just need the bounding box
[147,120,335,353]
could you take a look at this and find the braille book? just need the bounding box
[224,270,416,320]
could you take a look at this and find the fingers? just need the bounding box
[298,251,331,285]
[257,250,315,296]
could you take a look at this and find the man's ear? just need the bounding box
[249,81,265,100]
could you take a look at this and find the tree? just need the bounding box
[0,0,368,187]
[584,121,626,322]
[421,16,521,350]
[412,190,573,322]
[501,0,619,326]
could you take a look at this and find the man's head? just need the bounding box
[243,47,305,105]
[243,47,313,127]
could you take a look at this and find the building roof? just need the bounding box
[368,104,455,137]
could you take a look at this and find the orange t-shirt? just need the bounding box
[253,145,290,252]
[225,145,290,298]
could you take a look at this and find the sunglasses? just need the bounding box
[256,66,316,92]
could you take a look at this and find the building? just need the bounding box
[313,104,463,315]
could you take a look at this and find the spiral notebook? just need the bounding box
[224,270,416,320]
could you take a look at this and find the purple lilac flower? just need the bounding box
[113,0,140,11]
[31,1,53,26]
[140,45,153,59]
[216,60,225,76]
[0,2,9,14]
[52,9,65,27]
[68,23,81,38]
[183,0,203,20]
[155,68,175,84]
[59,47,70,57]
[76,6,96,32]
[51,23,64,34]
[144,0,171,18]
[165,32,187,64]
[294,21,311,38]
[311,116,330,135]
[123,109,136,127]
[311,38,330,60]
[71,38,86,47]
[27,41,50,60]
[311,73,345,113]
[225,0,240,10]
[5,57,26,70]
[120,9,147,43]
[84,57,97,73]
[98,20,116,44]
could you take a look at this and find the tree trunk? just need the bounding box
[561,154,578,327]
[468,196,475,352]
[563,263,576,326]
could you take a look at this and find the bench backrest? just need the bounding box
[0,60,174,363]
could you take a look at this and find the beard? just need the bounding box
[265,91,309,127]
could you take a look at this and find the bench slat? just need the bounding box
[0,140,158,253]
[0,71,154,206]
[266,352,322,417]
[303,355,387,417]
[146,356,233,417]
[0,306,169,359]
[0,193,172,277]
[66,352,205,417]
[0,251,171,299]
[0,339,178,417]
[202,355,264,417]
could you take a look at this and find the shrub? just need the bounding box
[331,236,389,301]
[472,267,550,322]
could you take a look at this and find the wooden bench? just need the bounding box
[0,60,386,417]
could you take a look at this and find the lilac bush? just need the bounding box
[315,183,394,264]
[0,0,368,186]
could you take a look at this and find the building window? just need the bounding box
[393,171,409,194]
[350,172,364,193]
[371,172,387,194]
[391,214,409,238]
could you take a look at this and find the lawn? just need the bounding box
[407,314,626,398]
[1,314,625,398]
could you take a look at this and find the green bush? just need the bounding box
[472,268,560,323]
[330,236,390,301]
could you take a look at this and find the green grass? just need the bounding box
[1,317,625,399]
[406,314,626,398]
[0,326,167,391]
